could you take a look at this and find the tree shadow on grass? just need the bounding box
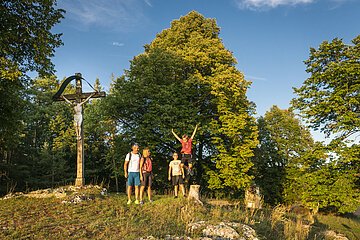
[307,216,329,240]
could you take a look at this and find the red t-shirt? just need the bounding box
[180,138,192,154]
[142,157,152,173]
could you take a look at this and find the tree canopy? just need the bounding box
[291,35,360,213]
[292,35,360,141]
[252,106,317,204]
[103,11,258,195]
[1,1,65,192]
[0,0,64,75]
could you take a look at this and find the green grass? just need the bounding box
[309,214,360,240]
[0,188,359,240]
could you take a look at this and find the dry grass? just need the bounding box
[0,188,358,240]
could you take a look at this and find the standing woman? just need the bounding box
[140,148,153,204]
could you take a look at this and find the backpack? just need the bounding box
[127,152,141,161]
[142,157,153,173]
[127,152,141,171]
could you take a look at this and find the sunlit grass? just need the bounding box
[0,188,359,239]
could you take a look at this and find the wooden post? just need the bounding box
[188,184,203,205]
[75,75,85,186]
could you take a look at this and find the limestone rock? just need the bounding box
[202,222,240,239]
[139,221,258,240]
[188,221,258,240]
[324,230,349,240]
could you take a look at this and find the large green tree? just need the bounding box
[292,35,359,141]
[83,79,113,185]
[105,11,258,195]
[0,0,64,193]
[252,106,318,205]
[150,11,258,194]
[24,76,74,187]
[291,35,360,213]
[1,0,64,75]
[102,48,193,191]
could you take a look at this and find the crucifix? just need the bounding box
[53,73,106,186]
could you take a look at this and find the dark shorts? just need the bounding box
[141,172,153,187]
[127,172,140,186]
[181,154,193,164]
[172,175,184,186]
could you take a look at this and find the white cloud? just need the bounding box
[245,75,268,81]
[112,42,125,47]
[328,0,353,9]
[58,0,149,32]
[144,0,152,7]
[235,0,315,10]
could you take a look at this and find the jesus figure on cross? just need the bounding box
[63,93,95,140]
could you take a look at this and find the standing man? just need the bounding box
[124,143,141,205]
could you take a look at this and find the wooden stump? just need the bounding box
[245,186,262,209]
[188,185,203,205]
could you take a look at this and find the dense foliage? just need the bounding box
[291,36,360,213]
[252,106,318,204]
[102,11,258,195]
[0,0,64,194]
[0,4,358,214]
[0,0,64,75]
[292,35,359,142]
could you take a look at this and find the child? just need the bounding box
[139,148,153,204]
[168,152,185,198]
[171,124,198,174]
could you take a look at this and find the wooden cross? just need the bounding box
[53,73,106,186]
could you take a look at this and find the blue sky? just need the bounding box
[52,0,359,141]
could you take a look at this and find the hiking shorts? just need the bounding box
[127,172,140,186]
[181,154,193,164]
[141,172,153,187]
[172,175,184,186]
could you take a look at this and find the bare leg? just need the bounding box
[147,186,152,201]
[127,186,132,201]
[174,185,178,197]
[135,186,140,201]
[180,184,186,196]
[140,186,145,201]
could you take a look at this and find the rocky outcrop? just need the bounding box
[324,230,349,240]
[139,221,258,240]
[1,185,108,204]
[188,221,258,240]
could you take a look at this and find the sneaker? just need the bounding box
[149,199,153,203]
[140,200,144,205]
[174,196,178,199]
[127,200,131,205]
[134,200,140,205]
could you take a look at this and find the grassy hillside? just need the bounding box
[0,186,359,239]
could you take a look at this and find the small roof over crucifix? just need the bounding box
[53,72,105,102]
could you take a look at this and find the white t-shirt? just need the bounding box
[169,160,182,176]
[125,152,140,172]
